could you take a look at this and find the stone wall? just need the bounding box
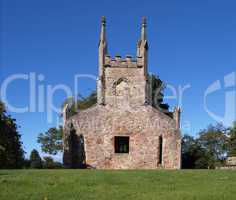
[63,104,181,169]
[104,57,147,106]
[226,156,236,166]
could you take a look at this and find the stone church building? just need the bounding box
[63,17,181,169]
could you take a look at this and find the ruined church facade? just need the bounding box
[63,17,181,169]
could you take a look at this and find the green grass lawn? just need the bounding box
[0,170,236,200]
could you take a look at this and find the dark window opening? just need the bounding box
[69,130,86,169]
[158,136,163,165]
[115,136,129,153]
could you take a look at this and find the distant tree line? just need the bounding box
[182,122,236,169]
[25,149,62,169]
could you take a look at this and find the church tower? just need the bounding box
[97,17,150,107]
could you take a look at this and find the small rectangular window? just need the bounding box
[115,136,129,153]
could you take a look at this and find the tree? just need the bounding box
[227,121,236,156]
[23,159,31,169]
[62,91,97,119]
[148,74,169,111]
[182,123,235,169]
[37,127,63,155]
[198,124,228,168]
[43,156,63,169]
[0,101,5,113]
[76,91,97,111]
[0,101,25,169]
[37,92,98,156]
[30,149,42,169]
[181,135,209,169]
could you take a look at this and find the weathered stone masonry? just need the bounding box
[63,17,181,169]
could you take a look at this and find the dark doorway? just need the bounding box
[69,129,86,168]
[158,136,163,165]
[114,136,129,153]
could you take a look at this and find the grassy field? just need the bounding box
[0,170,236,200]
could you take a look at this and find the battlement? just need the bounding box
[104,55,143,68]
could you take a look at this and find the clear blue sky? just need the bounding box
[1,0,236,158]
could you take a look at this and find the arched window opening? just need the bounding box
[158,136,163,165]
[112,78,129,96]
[69,128,86,168]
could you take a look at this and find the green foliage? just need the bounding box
[0,101,5,114]
[62,91,97,119]
[43,156,54,169]
[0,101,25,169]
[43,156,63,169]
[182,123,230,169]
[22,159,31,169]
[198,123,228,162]
[37,127,63,155]
[181,135,209,169]
[76,91,97,110]
[37,92,97,156]
[148,74,169,111]
[228,121,236,156]
[29,149,42,169]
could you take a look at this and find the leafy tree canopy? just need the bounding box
[0,101,25,169]
[37,127,63,155]
[62,91,97,119]
[37,92,98,156]
[181,135,209,169]
[228,121,236,156]
[43,156,63,169]
[29,149,42,169]
[198,123,228,161]
[148,74,169,111]
[182,123,235,169]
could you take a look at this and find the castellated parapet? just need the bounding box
[104,55,143,68]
